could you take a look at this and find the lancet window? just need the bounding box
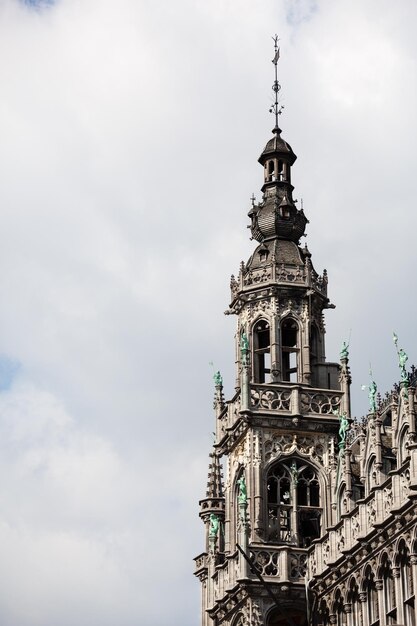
[316,600,330,626]
[397,540,414,626]
[333,589,346,626]
[266,460,321,547]
[310,324,319,367]
[348,578,362,626]
[253,319,271,383]
[281,318,299,382]
[380,553,396,624]
[363,566,379,626]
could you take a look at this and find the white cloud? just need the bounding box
[0,0,416,623]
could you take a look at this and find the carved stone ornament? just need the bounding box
[263,432,326,463]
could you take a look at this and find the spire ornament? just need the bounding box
[269,34,284,133]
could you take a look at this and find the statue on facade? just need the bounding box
[237,475,247,504]
[393,332,409,383]
[209,513,220,538]
[369,378,377,413]
[399,348,409,382]
[333,409,349,448]
[290,461,298,486]
[213,370,223,387]
[340,340,349,360]
[339,412,349,445]
[240,332,249,365]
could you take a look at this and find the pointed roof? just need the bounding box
[206,451,224,499]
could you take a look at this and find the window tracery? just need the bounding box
[266,459,321,547]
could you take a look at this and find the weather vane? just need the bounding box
[269,34,284,131]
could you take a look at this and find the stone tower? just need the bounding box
[194,45,351,626]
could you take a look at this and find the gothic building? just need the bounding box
[194,48,417,626]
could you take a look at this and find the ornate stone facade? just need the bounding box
[195,54,416,626]
[308,379,417,626]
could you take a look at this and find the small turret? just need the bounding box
[199,451,225,553]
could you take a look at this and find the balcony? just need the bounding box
[250,383,343,416]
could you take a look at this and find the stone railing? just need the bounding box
[248,545,308,582]
[250,385,292,412]
[299,390,342,415]
[250,383,343,417]
[243,266,272,287]
[275,264,306,286]
[208,545,309,608]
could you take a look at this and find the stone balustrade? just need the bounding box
[250,383,343,417]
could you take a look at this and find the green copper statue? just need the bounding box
[237,475,247,505]
[394,333,409,383]
[339,412,349,446]
[333,409,349,448]
[369,379,377,413]
[213,370,223,387]
[399,348,408,382]
[240,332,249,364]
[340,341,349,360]
[209,513,220,537]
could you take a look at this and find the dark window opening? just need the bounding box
[383,410,392,427]
[254,320,271,383]
[364,567,379,626]
[281,319,298,382]
[267,608,307,626]
[398,541,415,626]
[259,248,269,263]
[267,461,321,547]
[267,160,275,182]
[381,555,396,624]
[310,325,319,365]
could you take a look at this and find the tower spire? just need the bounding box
[269,34,283,134]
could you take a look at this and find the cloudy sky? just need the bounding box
[0,0,417,624]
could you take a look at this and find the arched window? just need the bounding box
[281,318,299,382]
[317,600,330,626]
[267,160,275,181]
[367,456,377,494]
[253,319,271,383]
[348,578,362,626]
[399,427,409,465]
[363,566,379,626]
[333,589,346,626]
[338,484,348,518]
[266,607,307,625]
[397,540,414,626]
[267,463,291,542]
[266,460,321,547]
[381,553,396,624]
[231,614,244,626]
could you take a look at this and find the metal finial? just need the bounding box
[269,35,284,132]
